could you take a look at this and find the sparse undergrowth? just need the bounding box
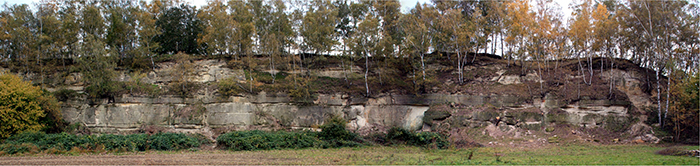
[0,144,697,165]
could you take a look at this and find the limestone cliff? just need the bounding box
[48,56,659,143]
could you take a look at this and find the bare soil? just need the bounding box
[0,151,303,165]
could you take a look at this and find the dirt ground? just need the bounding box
[0,151,303,165]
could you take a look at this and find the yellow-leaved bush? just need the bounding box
[0,73,62,139]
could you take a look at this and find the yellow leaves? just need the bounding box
[0,73,56,139]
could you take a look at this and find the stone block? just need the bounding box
[207,112,253,126]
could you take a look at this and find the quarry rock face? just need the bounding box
[57,59,653,137]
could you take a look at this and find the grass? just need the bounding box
[255,144,699,165]
[1,144,697,165]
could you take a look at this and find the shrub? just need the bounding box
[4,131,48,145]
[1,132,201,155]
[656,147,691,156]
[0,143,40,155]
[217,77,244,98]
[216,130,323,151]
[96,134,149,151]
[317,116,363,148]
[386,127,449,149]
[318,116,356,141]
[0,73,63,139]
[53,89,80,101]
[168,81,201,98]
[149,132,201,151]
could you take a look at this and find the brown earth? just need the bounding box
[0,151,304,165]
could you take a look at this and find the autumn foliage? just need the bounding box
[0,73,62,139]
[667,72,699,142]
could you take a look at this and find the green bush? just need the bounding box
[216,130,323,151]
[0,143,40,155]
[53,89,80,101]
[386,127,449,149]
[149,132,201,151]
[317,117,363,148]
[168,81,201,98]
[318,117,356,141]
[217,117,364,151]
[1,132,201,155]
[217,77,244,98]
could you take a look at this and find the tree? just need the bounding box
[0,4,39,74]
[401,3,436,81]
[228,0,255,56]
[77,34,117,101]
[104,0,138,62]
[56,0,81,67]
[199,0,231,56]
[0,73,62,139]
[80,5,105,39]
[35,1,63,87]
[153,3,204,55]
[266,0,293,84]
[136,0,162,69]
[668,72,699,142]
[373,0,402,57]
[617,0,696,125]
[301,0,338,54]
[169,52,198,98]
[503,0,533,66]
[350,15,379,96]
[334,0,353,82]
[251,0,292,84]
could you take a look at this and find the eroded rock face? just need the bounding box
[60,92,639,135]
[54,59,652,136]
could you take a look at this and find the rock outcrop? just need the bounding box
[51,58,657,141]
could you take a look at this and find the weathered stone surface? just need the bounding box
[362,94,524,107]
[205,103,254,126]
[172,105,206,125]
[51,59,649,135]
[422,106,451,125]
[472,110,500,122]
[64,73,83,86]
[602,69,652,108]
[498,75,522,85]
[504,109,544,125]
[314,94,346,106]
[358,105,428,131]
[248,91,291,103]
[102,104,170,128]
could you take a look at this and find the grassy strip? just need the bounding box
[252,145,699,165]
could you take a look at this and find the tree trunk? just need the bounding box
[341,41,348,82]
[665,68,670,122]
[457,48,463,84]
[420,53,426,80]
[364,49,370,97]
[656,69,662,126]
